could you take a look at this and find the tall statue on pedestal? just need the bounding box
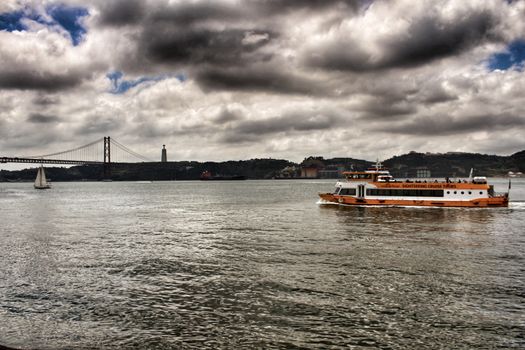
[161,145,167,162]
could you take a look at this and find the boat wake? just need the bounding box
[509,201,525,210]
[316,199,339,205]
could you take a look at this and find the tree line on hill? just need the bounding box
[383,150,525,177]
[1,150,524,182]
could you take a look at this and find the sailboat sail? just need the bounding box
[34,166,50,189]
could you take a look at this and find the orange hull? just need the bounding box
[318,193,509,208]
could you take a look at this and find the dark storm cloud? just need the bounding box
[382,11,498,69]
[103,1,279,76]
[250,0,361,14]
[98,0,146,26]
[6,132,66,151]
[307,9,500,72]
[143,27,275,66]
[375,113,525,136]
[212,108,244,124]
[196,67,324,95]
[221,133,262,144]
[27,113,61,124]
[75,116,122,135]
[132,120,212,139]
[98,0,358,27]
[32,95,60,106]
[353,94,417,119]
[97,0,265,66]
[0,70,84,91]
[238,114,337,134]
[352,82,457,120]
[104,0,351,94]
[150,2,244,26]
[133,123,175,138]
[418,86,457,104]
[358,102,416,119]
[223,111,341,143]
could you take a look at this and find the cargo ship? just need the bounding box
[200,171,246,181]
[318,162,509,208]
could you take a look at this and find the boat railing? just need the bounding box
[491,191,508,198]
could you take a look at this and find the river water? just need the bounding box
[0,179,524,349]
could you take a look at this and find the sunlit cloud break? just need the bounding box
[488,40,525,71]
[107,71,186,94]
[0,4,88,45]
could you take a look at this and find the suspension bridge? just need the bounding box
[0,137,154,178]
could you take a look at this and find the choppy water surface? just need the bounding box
[1,179,524,349]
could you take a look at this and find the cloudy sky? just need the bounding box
[1,0,525,165]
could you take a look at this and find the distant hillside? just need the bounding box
[383,151,524,177]
[322,157,373,170]
[510,150,525,172]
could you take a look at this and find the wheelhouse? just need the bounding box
[343,171,393,182]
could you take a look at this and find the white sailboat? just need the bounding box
[34,165,51,189]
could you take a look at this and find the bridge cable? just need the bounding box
[25,137,105,159]
[110,138,154,162]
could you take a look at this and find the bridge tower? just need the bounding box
[103,136,111,179]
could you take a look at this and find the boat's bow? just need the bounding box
[319,192,338,203]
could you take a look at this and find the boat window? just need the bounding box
[339,188,356,195]
[479,191,483,195]
[366,189,443,197]
[461,191,464,195]
[427,190,444,197]
[453,191,457,194]
[468,191,471,195]
[447,191,450,194]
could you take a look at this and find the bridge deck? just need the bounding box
[0,157,103,165]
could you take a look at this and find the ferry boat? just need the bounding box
[319,162,509,208]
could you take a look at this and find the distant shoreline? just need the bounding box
[1,150,523,182]
[1,176,521,184]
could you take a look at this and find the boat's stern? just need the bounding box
[486,193,509,207]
